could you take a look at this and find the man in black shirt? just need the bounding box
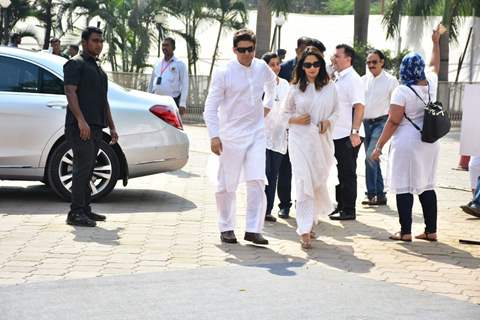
[63,27,118,227]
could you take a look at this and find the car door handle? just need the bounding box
[46,101,67,109]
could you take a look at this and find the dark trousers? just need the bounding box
[334,136,361,214]
[265,149,284,215]
[66,126,102,216]
[396,190,437,234]
[277,149,292,210]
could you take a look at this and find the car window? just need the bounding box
[0,56,64,95]
[41,69,64,95]
[0,56,39,93]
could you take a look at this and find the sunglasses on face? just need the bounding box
[303,61,321,69]
[366,60,379,65]
[236,46,255,53]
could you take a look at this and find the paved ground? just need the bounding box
[1,125,479,315]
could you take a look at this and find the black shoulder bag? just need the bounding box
[403,83,451,143]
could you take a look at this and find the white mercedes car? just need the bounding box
[0,47,189,201]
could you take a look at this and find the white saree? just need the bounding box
[283,82,339,234]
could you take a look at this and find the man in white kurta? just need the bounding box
[203,29,276,245]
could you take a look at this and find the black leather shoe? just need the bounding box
[329,210,356,221]
[265,214,277,222]
[86,211,106,221]
[278,208,290,219]
[244,232,269,245]
[220,230,238,243]
[66,213,96,227]
[371,196,387,205]
[328,207,341,217]
[461,203,480,218]
[361,196,374,205]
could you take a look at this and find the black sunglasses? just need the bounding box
[366,60,379,65]
[236,46,255,53]
[303,61,321,69]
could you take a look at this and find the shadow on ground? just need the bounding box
[0,184,197,215]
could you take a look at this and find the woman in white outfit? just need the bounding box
[372,27,441,242]
[283,47,339,249]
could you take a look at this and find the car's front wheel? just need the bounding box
[47,140,120,202]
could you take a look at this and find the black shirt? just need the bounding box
[63,53,108,128]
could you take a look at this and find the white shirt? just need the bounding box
[203,58,277,141]
[333,66,365,139]
[148,56,189,107]
[362,70,399,119]
[264,77,290,153]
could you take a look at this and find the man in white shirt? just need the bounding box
[203,29,276,245]
[362,49,399,206]
[329,44,365,221]
[148,37,189,116]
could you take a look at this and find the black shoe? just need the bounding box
[220,230,238,243]
[371,196,387,206]
[329,210,356,221]
[265,214,277,222]
[86,211,106,221]
[361,196,374,205]
[66,213,96,227]
[278,208,290,219]
[461,203,480,218]
[328,206,341,217]
[244,232,269,245]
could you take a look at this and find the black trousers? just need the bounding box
[66,126,102,216]
[265,149,284,215]
[334,136,361,214]
[277,149,292,210]
[396,190,437,234]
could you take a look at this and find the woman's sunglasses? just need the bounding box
[236,46,255,53]
[303,61,321,69]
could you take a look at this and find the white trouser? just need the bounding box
[469,156,480,189]
[296,198,315,236]
[216,180,266,233]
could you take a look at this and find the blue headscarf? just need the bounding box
[399,52,426,86]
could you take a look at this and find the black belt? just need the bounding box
[365,115,388,124]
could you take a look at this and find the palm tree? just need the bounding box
[0,0,32,45]
[208,0,247,78]
[32,0,57,49]
[163,0,213,75]
[382,0,480,81]
[354,0,370,47]
[255,0,288,58]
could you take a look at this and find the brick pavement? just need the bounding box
[0,125,479,304]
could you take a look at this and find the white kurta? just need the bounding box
[203,58,276,233]
[264,77,290,154]
[283,82,339,234]
[387,73,440,195]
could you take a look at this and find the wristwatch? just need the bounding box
[351,128,360,135]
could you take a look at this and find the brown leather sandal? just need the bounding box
[301,234,312,249]
[389,231,412,242]
[415,232,437,242]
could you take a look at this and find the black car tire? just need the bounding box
[47,139,120,202]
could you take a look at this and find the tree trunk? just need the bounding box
[439,32,449,81]
[42,0,53,50]
[255,0,271,58]
[353,0,370,47]
[209,17,224,79]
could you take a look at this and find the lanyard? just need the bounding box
[160,59,173,76]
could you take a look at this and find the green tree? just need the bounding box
[382,0,480,80]
[0,0,32,45]
[164,0,214,76]
[208,0,248,78]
